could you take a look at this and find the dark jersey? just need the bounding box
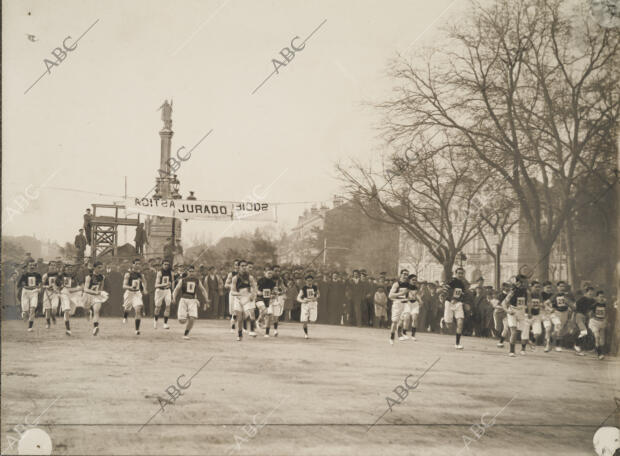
[88,273,105,291]
[508,288,528,307]
[235,274,251,291]
[592,302,607,321]
[391,281,410,299]
[19,272,42,290]
[159,269,173,289]
[302,285,318,300]
[60,273,79,289]
[127,271,143,291]
[181,278,199,299]
[44,272,61,288]
[448,278,466,301]
[576,296,595,314]
[406,284,419,302]
[257,277,276,306]
[553,293,569,312]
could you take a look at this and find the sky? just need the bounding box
[2,0,464,246]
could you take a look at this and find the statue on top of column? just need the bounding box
[159,99,173,129]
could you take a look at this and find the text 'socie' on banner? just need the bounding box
[121,198,277,222]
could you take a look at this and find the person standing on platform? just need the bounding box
[83,209,92,246]
[74,229,87,263]
[134,223,148,256]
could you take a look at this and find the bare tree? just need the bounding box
[338,137,488,280]
[379,0,619,279]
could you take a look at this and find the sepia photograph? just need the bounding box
[2,0,619,455]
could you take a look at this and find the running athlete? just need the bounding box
[269,265,286,336]
[297,275,319,339]
[501,275,531,357]
[574,287,595,355]
[528,281,544,349]
[18,260,42,332]
[42,261,61,328]
[173,265,208,340]
[225,260,240,332]
[83,262,109,336]
[445,267,468,350]
[589,291,608,360]
[230,260,253,341]
[388,269,410,345]
[123,259,149,335]
[59,264,82,336]
[402,274,420,341]
[493,285,510,347]
[246,261,258,332]
[550,281,572,352]
[540,281,555,352]
[256,265,277,337]
[153,260,174,329]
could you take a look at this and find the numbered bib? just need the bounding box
[307,289,315,299]
[48,277,56,287]
[185,282,196,293]
[517,297,526,307]
[162,276,170,285]
[263,289,271,298]
[28,277,36,287]
[595,307,606,319]
[531,299,540,307]
[64,277,72,287]
[454,288,463,298]
[131,279,140,289]
[557,297,565,306]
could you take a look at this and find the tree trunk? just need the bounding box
[535,246,551,282]
[442,258,455,282]
[565,218,578,289]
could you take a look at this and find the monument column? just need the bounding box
[145,100,182,261]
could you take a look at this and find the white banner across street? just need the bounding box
[121,198,277,222]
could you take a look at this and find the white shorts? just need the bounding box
[507,307,529,333]
[444,300,464,323]
[242,297,256,314]
[83,291,109,309]
[123,290,143,311]
[155,288,172,308]
[529,313,543,335]
[270,296,284,317]
[410,301,420,315]
[391,300,405,322]
[300,301,318,323]
[60,289,81,312]
[43,291,60,310]
[232,291,251,313]
[550,311,569,331]
[589,318,606,341]
[178,298,198,320]
[21,289,39,313]
[256,300,266,311]
[402,301,412,317]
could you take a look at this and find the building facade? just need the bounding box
[398,221,568,284]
